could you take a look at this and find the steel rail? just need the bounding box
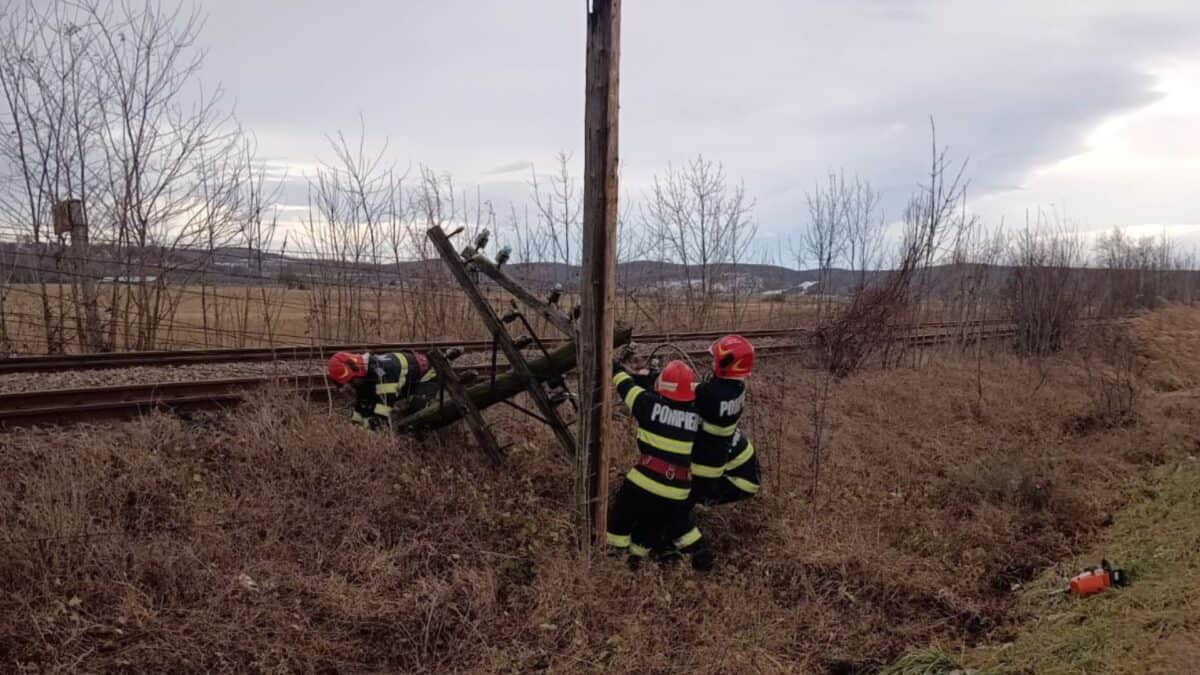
[0,325,1020,429]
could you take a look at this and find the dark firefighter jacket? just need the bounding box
[691,372,753,494]
[351,351,436,428]
[613,365,700,501]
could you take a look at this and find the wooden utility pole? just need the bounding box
[579,0,621,555]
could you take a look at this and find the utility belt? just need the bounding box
[637,454,690,481]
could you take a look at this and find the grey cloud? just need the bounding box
[191,0,1200,240]
[485,160,533,176]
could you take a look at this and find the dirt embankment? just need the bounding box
[2,309,1199,672]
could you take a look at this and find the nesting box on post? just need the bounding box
[52,199,86,236]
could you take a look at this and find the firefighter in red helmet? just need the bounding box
[691,335,761,505]
[607,358,714,571]
[327,350,439,429]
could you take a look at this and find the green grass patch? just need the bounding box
[886,459,1200,674]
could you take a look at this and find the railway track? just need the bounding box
[0,324,1017,429]
[0,320,1026,375]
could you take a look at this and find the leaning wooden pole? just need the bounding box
[579,0,622,556]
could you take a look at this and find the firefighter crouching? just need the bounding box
[607,359,714,571]
[692,335,761,505]
[326,350,439,429]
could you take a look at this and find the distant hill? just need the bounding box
[2,240,1193,299]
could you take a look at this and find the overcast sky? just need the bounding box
[197,0,1200,255]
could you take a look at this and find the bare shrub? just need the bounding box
[1076,326,1144,431]
[1003,219,1085,357]
[813,273,911,377]
[808,122,977,378]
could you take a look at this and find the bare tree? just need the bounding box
[1003,212,1086,357]
[0,0,250,352]
[803,172,848,315]
[844,177,885,288]
[301,121,400,342]
[903,119,971,328]
[807,124,972,376]
[641,156,756,327]
[530,151,583,285]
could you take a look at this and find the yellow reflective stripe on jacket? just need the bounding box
[623,385,645,409]
[351,411,369,428]
[691,463,725,479]
[373,403,392,417]
[606,532,630,548]
[393,353,410,388]
[627,468,689,500]
[674,527,702,549]
[613,371,644,408]
[420,368,437,382]
[376,382,400,395]
[701,420,738,437]
[629,542,650,558]
[725,441,755,471]
[726,475,760,494]
[636,429,691,456]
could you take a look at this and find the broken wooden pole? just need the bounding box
[395,325,633,432]
[426,224,580,460]
[462,248,576,337]
[425,349,504,465]
[580,0,622,554]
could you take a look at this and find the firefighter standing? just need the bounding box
[326,350,439,429]
[691,335,761,505]
[607,359,714,571]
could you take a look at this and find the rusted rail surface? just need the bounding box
[0,375,330,428]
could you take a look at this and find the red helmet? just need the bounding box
[655,360,696,403]
[327,351,366,385]
[711,334,754,379]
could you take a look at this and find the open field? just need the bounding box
[2,307,1197,672]
[0,282,824,355]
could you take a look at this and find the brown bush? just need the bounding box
[1073,325,1145,432]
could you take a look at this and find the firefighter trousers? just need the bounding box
[692,451,761,506]
[606,478,704,561]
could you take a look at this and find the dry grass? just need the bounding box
[1129,304,1200,391]
[3,308,1199,672]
